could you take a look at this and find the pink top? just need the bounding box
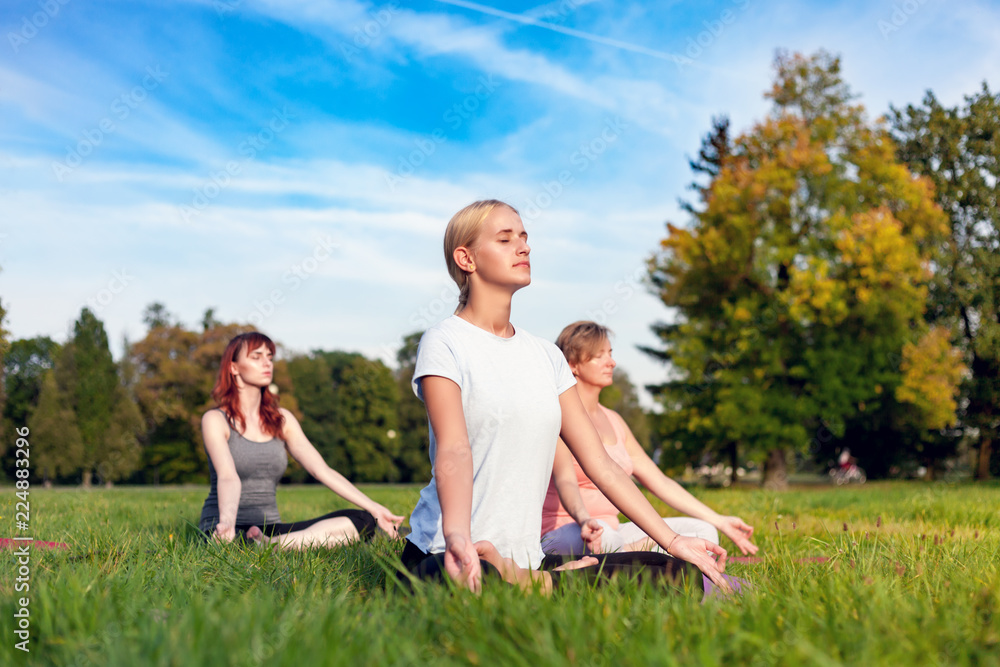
[540,405,635,535]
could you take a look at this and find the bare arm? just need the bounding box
[421,375,481,591]
[558,388,730,589]
[281,408,404,535]
[201,410,241,542]
[616,412,757,555]
[551,438,603,553]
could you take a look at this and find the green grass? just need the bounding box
[2,482,999,666]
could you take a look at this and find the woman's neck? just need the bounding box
[458,289,514,337]
[575,378,603,413]
[236,384,262,427]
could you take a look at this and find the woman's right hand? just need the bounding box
[579,518,604,554]
[668,535,731,592]
[213,522,236,543]
[444,533,482,592]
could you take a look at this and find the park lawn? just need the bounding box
[1,482,998,666]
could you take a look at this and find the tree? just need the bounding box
[286,353,345,479]
[2,337,60,471]
[645,50,963,489]
[61,308,143,486]
[890,85,1000,479]
[143,302,175,330]
[395,331,431,482]
[329,354,401,482]
[27,371,85,485]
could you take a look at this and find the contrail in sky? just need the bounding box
[433,0,696,67]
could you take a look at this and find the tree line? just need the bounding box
[0,304,647,486]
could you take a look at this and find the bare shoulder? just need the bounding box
[606,408,639,436]
[278,408,302,435]
[202,409,227,427]
[202,409,230,439]
[604,406,627,424]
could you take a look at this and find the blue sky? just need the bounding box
[2,0,999,406]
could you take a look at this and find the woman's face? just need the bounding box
[230,343,274,388]
[467,206,531,293]
[571,338,616,389]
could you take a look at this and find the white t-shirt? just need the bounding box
[407,315,576,569]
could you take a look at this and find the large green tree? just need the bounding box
[3,337,60,426]
[287,353,344,479]
[646,51,963,488]
[395,331,431,483]
[890,85,1000,479]
[61,308,143,486]
[289,350,401,482]
[28,370,85,485]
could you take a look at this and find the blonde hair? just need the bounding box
[556,321,613,367]
[444,199,519,310]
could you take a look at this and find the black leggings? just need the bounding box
[398,540,699,592]
[203,509,377,544]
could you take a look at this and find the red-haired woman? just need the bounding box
[198,332,404,548]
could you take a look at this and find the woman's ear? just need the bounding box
[454,246,475,273]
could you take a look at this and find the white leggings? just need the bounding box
[541,517,719,557]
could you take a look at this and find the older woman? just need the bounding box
[541,322,758,558]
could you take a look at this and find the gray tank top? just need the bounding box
[199,411,288,530]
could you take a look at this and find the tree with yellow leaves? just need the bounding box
[646,50,964,488]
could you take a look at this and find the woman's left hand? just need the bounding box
[715,516,758,555]
[370,504,406,537]
[669,535,731,592]
[579,518,604,554]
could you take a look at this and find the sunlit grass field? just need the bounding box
[2,482,998,666]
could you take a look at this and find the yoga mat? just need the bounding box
[0,538,69,550]
[729,556,828,564]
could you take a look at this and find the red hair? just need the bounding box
[212,332,285,439]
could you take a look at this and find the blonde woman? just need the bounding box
[541,322,758,558]
[400,200,733,592]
